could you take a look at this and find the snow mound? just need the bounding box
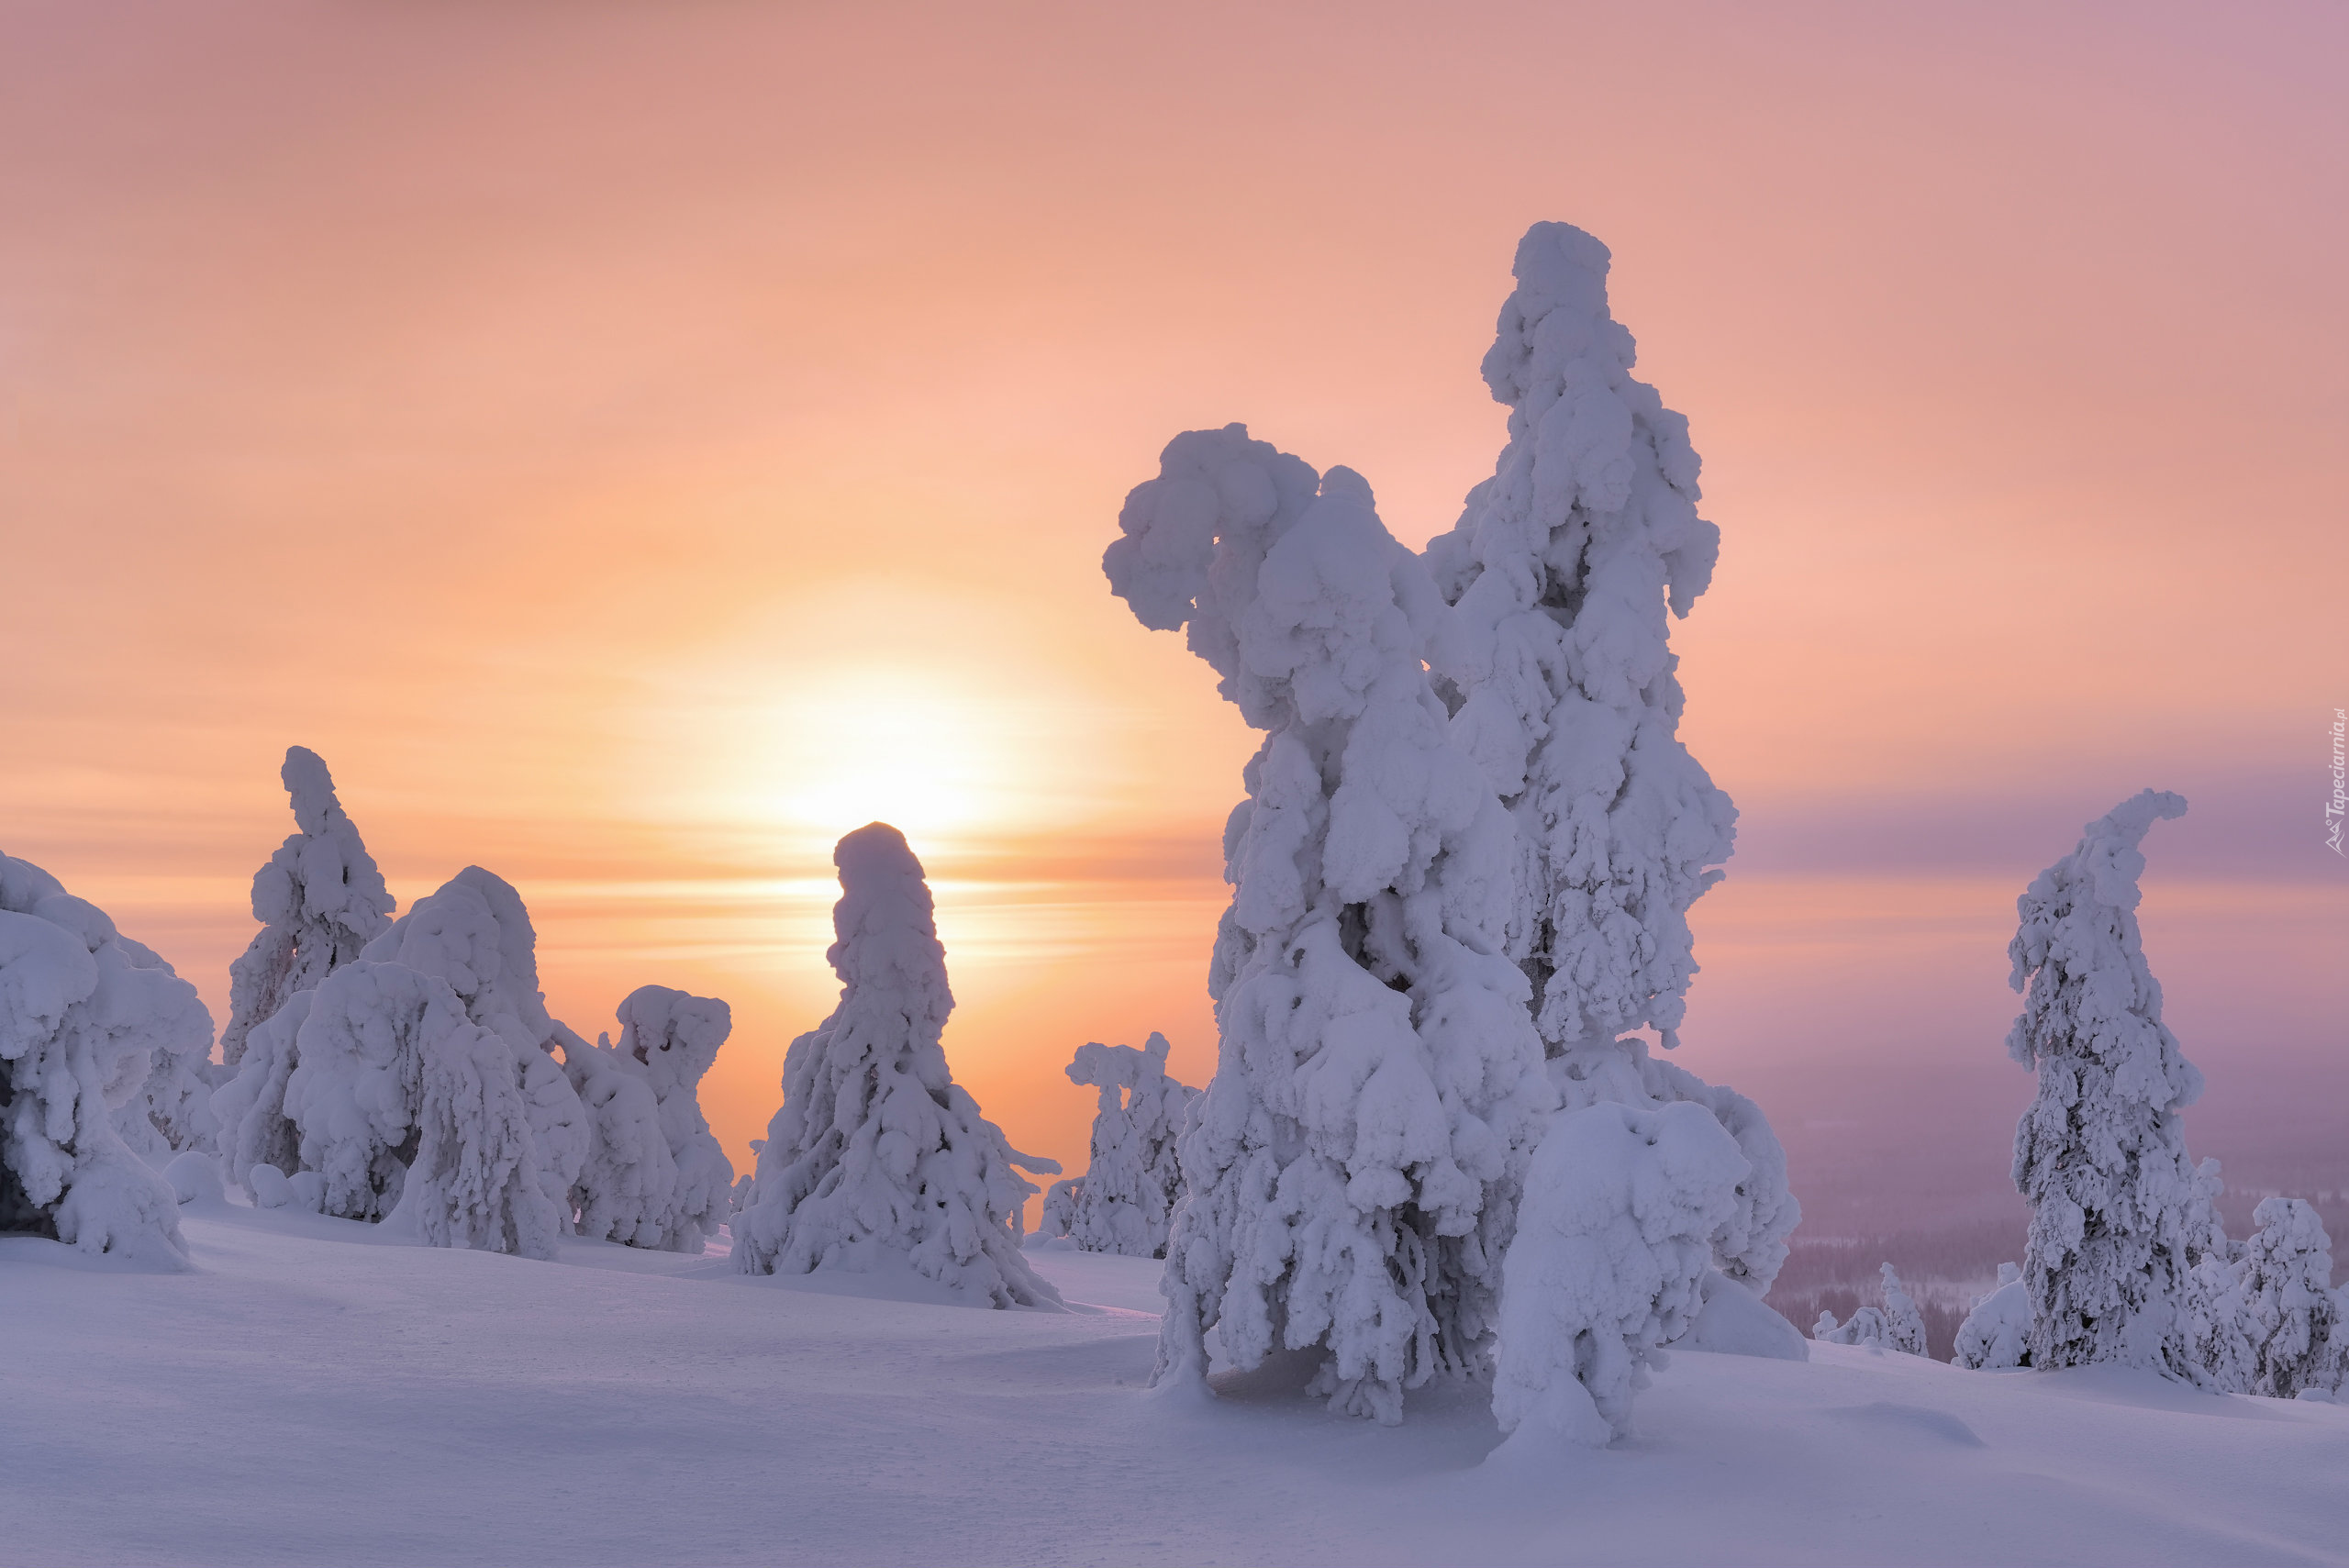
[1493,1099,1748,1446]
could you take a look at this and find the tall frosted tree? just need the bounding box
[222,747,395,1068]
[733,824,1062,1308]
[1042,1032,1197,1258]
[1,852,213,1264]
[1106,427,1554,1421]
[2008,789,2203,1375]
[1421,222,1797,1294]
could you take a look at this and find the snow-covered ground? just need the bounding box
[6,1203,2345,1568]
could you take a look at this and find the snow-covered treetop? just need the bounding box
[2007,789,2194,1095]
[614,984,730,1099]
[1065,1033,1171,1097]
[221,747,395,1067]
[1105,425,1451,742]
[1416,221,1734,1051]
[258,746,395,940]
[821,822,953,1032]
[362,865,559,1048]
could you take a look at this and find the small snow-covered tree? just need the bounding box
[1954,1262,2032,1370]
[1107,428,1555,1421]
[1052,1033,1197,1258]
[2231,1198,2340,1399]
[222,747,394,1068]
[562,1034,676,1248]
[2008,790,2203,1375]
[613,986,734,1251]
[359,866,590,1229]
[1812,1262,1927,1353]
[1814,1306,1888,1347]
[1420,222,1798,1303]
[568,985,735,1251]
[733,824,1063,1308]
[0,853,213,1264]
[1491,1100,1747,1448]
[1879,1262,1929,1356]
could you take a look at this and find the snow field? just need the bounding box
[4,1202,2344,1568]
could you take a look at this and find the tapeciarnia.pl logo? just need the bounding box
[2328,707,2345,856]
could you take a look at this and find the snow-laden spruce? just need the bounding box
[1878,1262,1928,1355]
[734,825,1063,1307]
[2007,790,2204,1376]
[1107,427,1554,1421]
[222,747,395,1069]
[1422,222,1798,1297]
[2191,1198,2342,1399]
[567,986,735,1252]
[0,852,214,1263]
[1039,1033,1197,1258]
[359,866,591,1229]
[1422,220,1730,1060]
[1812,1263,1927,1353]
[1491,1099,1747,1449]
[1954,1262,2032,1370]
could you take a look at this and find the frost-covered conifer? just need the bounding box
[360,867,590,1228]
[2230,1198,2340,1399]
[1107,427,1554,1421]
[568,986,734,1251]
[1879,1262,1929,1356]
[733,825,1062,1307]
[1052,1033,1197,1258]
[1422,220,1729,1059]
[2008,790,2202,1375]
[1420,223,1798,1296]
[1491,1099,1746,1448]
[1812,1262,1928,1352]
[222,748,394,1068]
[1954,1262,2032,1370]
[0,853,213,1263]
[1814,1306,1888,1347]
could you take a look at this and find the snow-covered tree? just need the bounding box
[359,866,590,1229]
[2229,1198,2339,1399]
[2008,789,2203,1375]
[1490,1099,1747,1448]
[1812,1262,1927,1354]
[733,824,1063,1308]
[1422,219,1729,1059]
[1954,1262,2032,1370]
[1814,1306,1888,1347]
[0,852,213,1264]
[1107,427,1555,1422]
[1046,1032,1197,1258]
[1878,1262,1929,1355]
[568,985,735,1252]
[1420,222,1798,1297]
[562,1033,676,1248]
[382,1003,566,1259]
[222,747,394,1069]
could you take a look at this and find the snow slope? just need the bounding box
[3,1206,2344,1567]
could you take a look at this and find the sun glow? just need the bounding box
[742,667,1017,850]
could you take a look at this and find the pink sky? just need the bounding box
[3,2,2342,1203]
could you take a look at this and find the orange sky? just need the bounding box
[3,2,2343,1196]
